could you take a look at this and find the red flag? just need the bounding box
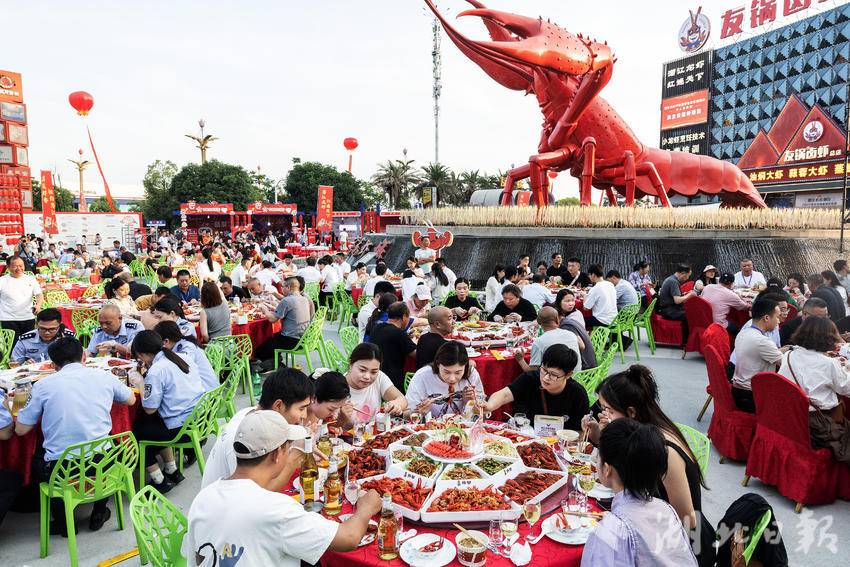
[316,185,333,232]
[39,170,58,235]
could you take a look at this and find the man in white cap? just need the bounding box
[185,410,382,566]
[406,283,432,318]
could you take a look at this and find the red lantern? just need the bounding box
[68,91,94,116]
[343,137,359,151]
[548,170,558,179]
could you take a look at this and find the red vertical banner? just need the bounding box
[316,185,334,232]
[39,170,58,235]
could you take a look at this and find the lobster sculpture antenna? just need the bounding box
[425,0,766,213]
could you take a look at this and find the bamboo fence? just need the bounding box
[400,206,841,231]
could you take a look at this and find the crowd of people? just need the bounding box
[9,230,849,566]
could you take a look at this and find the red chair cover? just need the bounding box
[684,297,715,356]
[705,345,756,461]
[680,280,696,293]
[746,372,850,506]
[650,313,683,346]
[702,323,732,363]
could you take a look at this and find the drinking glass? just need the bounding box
[514,413,527,429]
[353,423,365,446]
[489,518,504,553]
[522,500,541,541]
[500,511,518,548]
[410,411,422,426]
[344,480,360,505]
[577,472,596,495]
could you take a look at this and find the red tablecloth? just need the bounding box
[351,287,403,305]
[0,401,139,486]
[321,500,583,567]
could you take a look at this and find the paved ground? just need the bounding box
[1,331,847,566]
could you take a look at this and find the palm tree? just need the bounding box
[418,162,457,205]
[456,169,484,204]
[371,159,421,209]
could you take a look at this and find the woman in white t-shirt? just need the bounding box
[345,343,407,423]
[485,265,506,312]
[305,371,354,432]
[406,341,484,417]
[196,249,222,282]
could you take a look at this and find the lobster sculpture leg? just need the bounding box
[427,0,766,209]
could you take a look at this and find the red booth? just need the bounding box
[179,201,234,243]
[247,202,297,235]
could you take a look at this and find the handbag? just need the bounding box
[786,350,850,461]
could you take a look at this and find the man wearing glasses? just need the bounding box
[479,344,588,431]
[11,308,75,364]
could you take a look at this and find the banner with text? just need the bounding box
[316,185,333,231]
[39,170,58,235]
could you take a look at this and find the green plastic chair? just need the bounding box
[129,485,188,567]
[327,281,346,321]
[204,343,236,422]
[222,261,236,276]
[339,326,360,357]
[39,432,139,567]
[357,293,371,309]
[675,422,711,475]
[321,339,349,373]
[42,288,71,308]
[0,328,14,369]
[634,298,658,355]
[335,287,360,331]
[573,344,618,406]
[75,319,99,349]
[138,387,223,487]
[606,303,641,363]
[82,282,106,299]
[209,334,255,405]
[589,326,611,361]
[404,371,415,391]
[304,281,320,305]
[71,307,99,332]
[275,306,327,373]
[743,509,772,564]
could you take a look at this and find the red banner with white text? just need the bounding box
[39,170,58,234]
[316,185,333,231]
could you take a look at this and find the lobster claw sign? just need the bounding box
[411,222,453,255]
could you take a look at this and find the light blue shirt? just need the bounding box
[142,350,204,429]
[177,317,197,339]
[0,391,11,430]
[88,319,142,355]
[16,362,133,460]
[174,339,218,392]
[729,319,780,365]
[581,490,697,567]
[614,279,640,310]
[12,328,76,363]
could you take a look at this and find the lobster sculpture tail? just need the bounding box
[428,0,767,209]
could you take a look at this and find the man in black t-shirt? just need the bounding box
[415,306,452,369]
[563,257,592,288]
[219,276,250,301]
[488,284,538,322]
[546,253,569,281]
[480,344,588,431]
[367,302,417,392]
[807,273,845,324]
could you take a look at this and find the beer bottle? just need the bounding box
[377,493,399,560]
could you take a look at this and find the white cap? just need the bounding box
[415,285,432,300]
[233,410,309,459]
[703,265,717,273]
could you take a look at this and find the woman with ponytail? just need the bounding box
[363,292,397,341]
[581,419,697,566]
[196,247,222,282]
[582,365,715,567]
[154,320,218,393]
[131,330,204,494]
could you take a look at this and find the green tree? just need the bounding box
[250,170,284,203]
[418,162,455,204]
[30,178,76,212]
[283,161,367,213]
[139,160,179,223]
[372,159,421,209]
[143,160,261,227]
[556,197,581,206]
[88,196,112,212]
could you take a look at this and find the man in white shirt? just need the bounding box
[339,228,349,250]
[185,410,382,567]
[296,256,322,284]
[357,281,396,339]
[582,264,618,329]
[517,306,582,372]
[202,368,314,488]
[255,261,281,289]
[0,256,44,340]
[230,257,252,289]
[363,263,389,296]
[414,236,436,274]
[734,258,767,290]
[522,274,555,308]
[332,253,351,281]
[278,253,297,278]
[318,256,340,306]
[605,269,640,310]
[731,297,786,413]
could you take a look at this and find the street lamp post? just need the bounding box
[68,149,90,212]
[185,119,218,164]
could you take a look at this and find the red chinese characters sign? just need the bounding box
[316,185,333,231]
[246,202,297,215]
[179,201,233,215]
[720,0,831,39]
[39,170,58,235]
[660,90,709,130]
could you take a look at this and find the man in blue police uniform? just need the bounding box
[88,304,141,357]
[0,391,20,528]
[11,308,76,364]
[15,336,136,534]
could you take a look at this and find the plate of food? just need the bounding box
[542,513,597,545]
[337,514,378,547]
[399,534,456,567]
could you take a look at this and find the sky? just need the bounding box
[7,0,841,201]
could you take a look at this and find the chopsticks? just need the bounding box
[559,511,605,520]
[351,406,371,417]
[452,523,489,547]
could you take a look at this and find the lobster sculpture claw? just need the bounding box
[426,0,766,210]
[412,223,454,253]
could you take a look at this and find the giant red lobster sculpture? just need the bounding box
[426,0,766,209]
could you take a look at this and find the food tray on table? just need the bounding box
[357,465,435,522]
[346,447,388,481]
[420,478,521,524]
[448,321,530,348]
[361,426,413,452]
[494,468,569,505]
[516,439,562,471]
